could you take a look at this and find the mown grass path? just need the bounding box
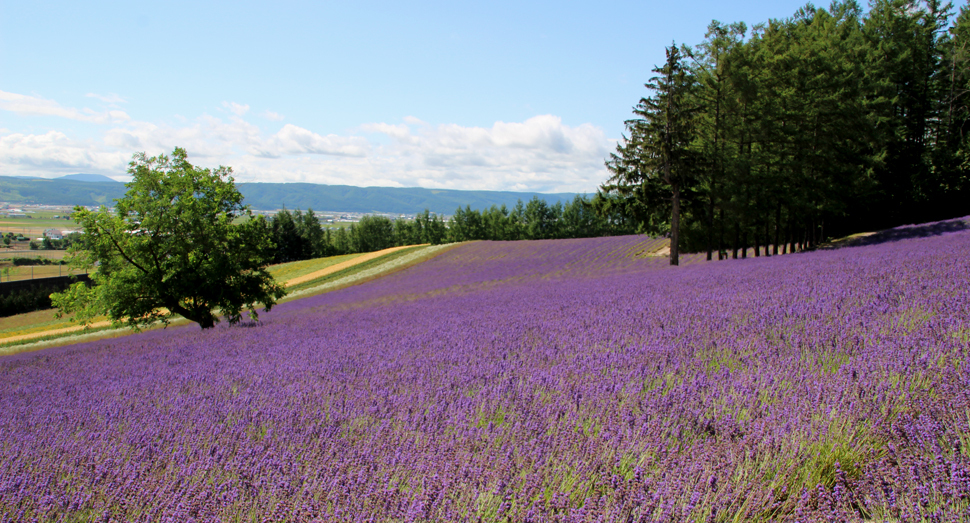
[0,318,116,345]
[283,245,421,287]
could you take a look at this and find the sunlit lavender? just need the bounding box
[2,224,969,522]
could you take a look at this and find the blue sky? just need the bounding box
[0,0,902,192]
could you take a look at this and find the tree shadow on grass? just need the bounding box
[832,215,970,249]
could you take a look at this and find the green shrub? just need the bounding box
[11,258,67,266]
[0,284,59,317]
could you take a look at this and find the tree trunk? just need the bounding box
[808,217,818,248]
[167,301,216,330]
[670,184,681,266]
[198,314,216,330]
[732,223,739,259]
[706,194,714,261]
[718,208,725,260]
[782,215,788,255]
[790,217,796,253]
[764,219,771,257]
[754,226,760,257]
[773,204,781,255]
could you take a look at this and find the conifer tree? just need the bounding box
[691,21,746,259]
[604,44,698,265]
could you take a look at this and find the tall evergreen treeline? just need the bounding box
[602,0,970,263]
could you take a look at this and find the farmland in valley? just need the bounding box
[1,220,969,521]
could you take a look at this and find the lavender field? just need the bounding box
[2,222,970,522]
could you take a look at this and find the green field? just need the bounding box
[320,221,354,229]
[0,221,78,241]
[0,250,69,262]
[0,263,83,282]
[0,213,77,231]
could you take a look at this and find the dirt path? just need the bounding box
[1,245,426,346]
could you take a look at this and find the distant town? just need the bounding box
[0,202,438,234]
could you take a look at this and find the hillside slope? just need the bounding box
[2,220,969,521]
[0,176,576,214]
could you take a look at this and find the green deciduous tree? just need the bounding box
[354,215,396,252]
[52,148,286,330]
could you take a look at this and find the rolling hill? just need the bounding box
[0,176,578,214]
[56,174,120,183]
[2,220,969,520]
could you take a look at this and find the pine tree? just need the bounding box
[690,21,747,259]
[603,44,698,265]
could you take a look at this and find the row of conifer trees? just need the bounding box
[265,2,970,266]
[601,0,970,262]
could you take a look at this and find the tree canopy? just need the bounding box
[52,148,286,330]
[602,0,970,259]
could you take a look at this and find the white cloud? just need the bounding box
[104,114,263,159]
[257,124,370,158]
[225,115,609,192]
[222,101,250,116]
[0,90,609,192]
[0,131,129,174]
[262,110,285,121]
[85,92,127,104]
[360,122,418,144]
[351,115,610,192]
[0,91,130,124]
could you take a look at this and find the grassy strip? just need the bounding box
[0,317,194,355]
[821,231,877,249]
[267,253,363,282]
[289,243,463,298]
[283,245,438,295]
[0,324,124,354]
[0,265,85,282]
[0,308,87,338]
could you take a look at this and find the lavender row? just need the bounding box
[2,225,969,521]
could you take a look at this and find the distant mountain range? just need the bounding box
[57,173,120,183]
[0,175,580,215]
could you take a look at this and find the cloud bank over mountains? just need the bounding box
[0,90,612,193]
